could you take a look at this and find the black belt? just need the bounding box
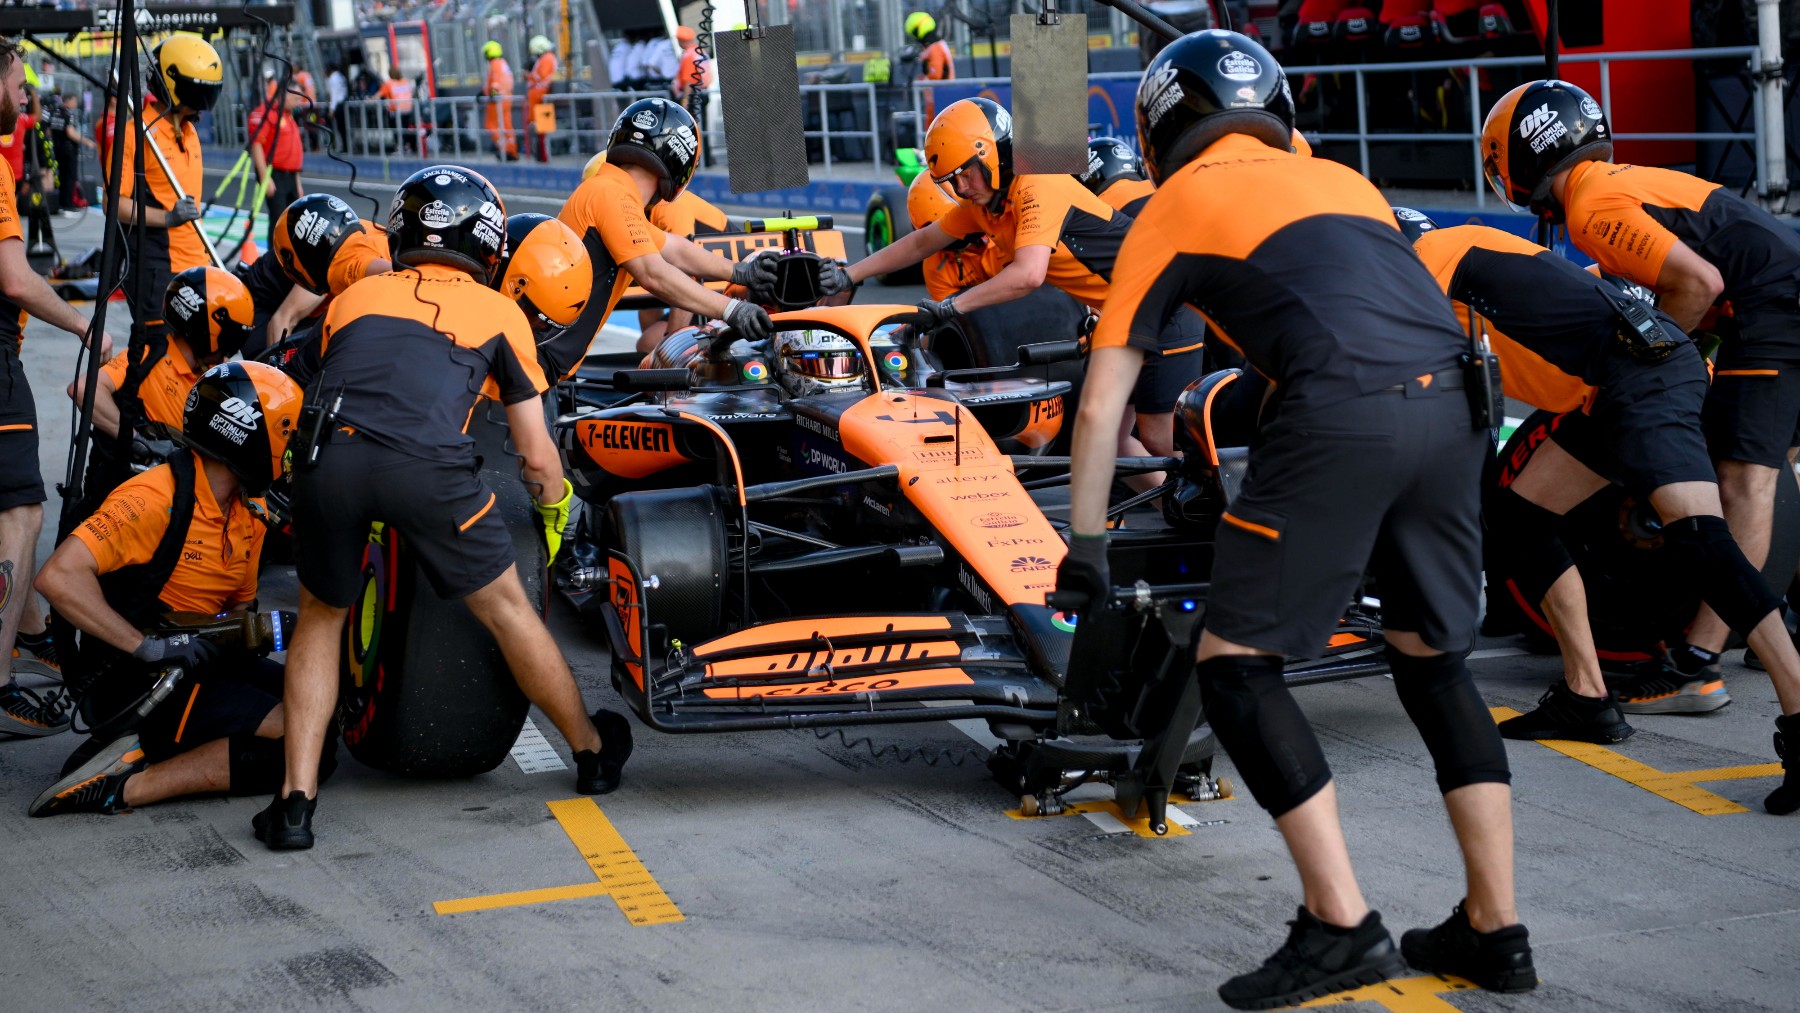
[1381,368,1465,395]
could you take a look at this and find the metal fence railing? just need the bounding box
[913,46,1767,208]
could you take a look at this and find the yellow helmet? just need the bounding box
[483,40,504,60]
[152,34,223,112]
[905,12,937,40]
[582,150,607,180]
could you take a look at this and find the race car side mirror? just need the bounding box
[610,369,693,392]
[1017,340,1082,366]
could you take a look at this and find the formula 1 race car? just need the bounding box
[549,305,1389,828]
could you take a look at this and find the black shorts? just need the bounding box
[0,348,45,511]
[1554,342,1717,494]
[292,436,517,607]
[135,657,284,762]
[123,241,176,341]
[1131,308,1207,414]
[1703,301,1800,468]
[1205,376,1484,658]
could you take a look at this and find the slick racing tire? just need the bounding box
[863,185,922,286]
[337,405,539,777]
[934,285,1089,452]
[1487,409,1800,662]
[601,486,728,663]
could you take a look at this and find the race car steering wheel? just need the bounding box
[767,250,827,312]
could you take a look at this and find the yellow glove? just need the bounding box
[535,478,574,564]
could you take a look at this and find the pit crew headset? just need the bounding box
[606,98,701,208]
[164,266,256,363]
[273,193,367,295]
[1478,79,1612,221]
[1078,137,1146,195]
[925,97,1014,214]
[183,361,304,496]
[150,33,224,113]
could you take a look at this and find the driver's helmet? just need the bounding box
[773,329,864,397]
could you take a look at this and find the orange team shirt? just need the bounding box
[1095,134,1464,415]
[327,225,391,298]
[649,189,729,237]
[100,345,203,431]
[377,78,416,114]
[486,58,514,96]
[528,52,558,96]
[923,244,992,301]
[74,452,265,614]
[935,173,1130,310]
[675,48,713,95]
[119,102,209,272]
[1411,226,1594,413]
[0,159,25,350]
[319,264,547,461]
[1099,176,1156,219]
[1562,159,1800,314]
[559,161,668,326]
[922,39,955,80]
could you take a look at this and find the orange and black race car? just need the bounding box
[550,304,1389,830]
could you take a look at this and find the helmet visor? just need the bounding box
[786,350,863,380]
[1481,156,1529,214]
[930,155,980,188]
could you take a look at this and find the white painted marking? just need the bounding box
[921,699,1007,749]
[1166,806,1201,828]
[1468,646,1529,661]
[510,717,567,774]
[1080,809,1134,835]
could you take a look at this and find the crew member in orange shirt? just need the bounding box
[482,41,518,161]
[526,35,557,162]
[904,11,954,121]
[375,66,418,153]
[119,35,220,346]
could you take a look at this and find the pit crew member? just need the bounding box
[118,34,220,345]
[1481,80,1800,783]
[255,193,393,373]
[481,40,518,160]
[1059,32,1528,1008]
[492,212,595,379]
[31,363,326,815]
[905,170,991,301]
[265,166,630,850]
[558,98,776,365]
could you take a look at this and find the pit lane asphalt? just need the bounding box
[4,205,1799,1013]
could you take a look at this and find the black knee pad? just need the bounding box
[227,735,285,797]
[1663,515,1784,636]
[1386,648,1511,794]
[1485,488,1575,608]
[1196,654,1331,817]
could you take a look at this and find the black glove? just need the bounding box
[907,296,958,331]
[729,253,780,304]
[1053,533,1111,611]
[724,297,774,343]
[132,631,219,674]
[817,259,854,297]
[166,196,201,227]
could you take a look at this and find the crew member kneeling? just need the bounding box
[1058,32,1528,1009]
[31,362,317,816]
[263,166,630,851]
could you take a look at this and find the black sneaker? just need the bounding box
[253,791,317,850]
[1768,714,1800,816]
[1498,682,1634,744]
[12,628,63,681]
[28,734,145,816]
[1609,648,1730,714]
[574,708,634,795]
[1401,902,1537,992]
[0,680,71,737]
[1217,907,1406,1010]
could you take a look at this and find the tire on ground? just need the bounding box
[863,185,922,286]
[338,404,539,777]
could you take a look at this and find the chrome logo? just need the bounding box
[883,350,907,371]
[1050,611,1077,633]
[742,360,769,382]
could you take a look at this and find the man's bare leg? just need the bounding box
[463,564,602,754]
[278,587,348,799]
[0,503,43,684]
[1506,439,1612,697]
[126,707,284,805]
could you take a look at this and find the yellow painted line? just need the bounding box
[1674,763,1784,782]
[1491,707,1751,815]
[432,798,683,925]
[1296,973,1483,1011]
[547,797,685,926]
[433,882,612,915]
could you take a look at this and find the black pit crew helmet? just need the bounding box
[182,361,304,495]
[1079,137,1146,195]
[386,165,508,284]
[1391,206,1440,244]
[1479,79,1612,216]
[606,98,701,207]
[273,193,366,295]
[164,266,255,363]
[1135,29,1294,185]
